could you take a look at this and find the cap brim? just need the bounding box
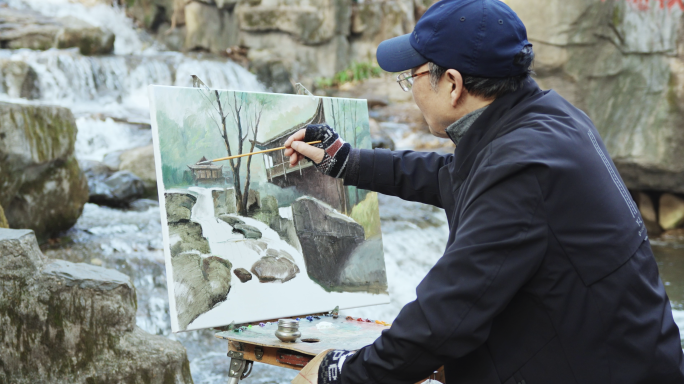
[376,34,428,73]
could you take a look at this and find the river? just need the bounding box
[2,1,684,383]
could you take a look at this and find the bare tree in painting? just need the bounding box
[192,75,264,216]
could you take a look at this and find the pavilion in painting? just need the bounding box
[187,156,225,185]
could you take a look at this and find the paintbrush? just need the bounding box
[197,141,322,165]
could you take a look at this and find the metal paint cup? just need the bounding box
[275,319,301,342]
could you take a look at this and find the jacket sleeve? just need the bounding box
[340,163,548,384]
[343,148,453,208]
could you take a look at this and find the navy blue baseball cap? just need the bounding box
[376,0,531,78]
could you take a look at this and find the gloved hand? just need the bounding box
[284,124,351,178]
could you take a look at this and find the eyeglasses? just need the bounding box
[396,70,429,92]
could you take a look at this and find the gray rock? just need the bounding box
[165,192,197,223]
[292,196,365,289]
[233,267,253,283]
[55,16,115,55]
[185,1,238,53]
[232,223,262,239]
[88,170,145,207]
[0,8,115,55]
[251,255,300,283]
[0,59,40,99]
[218,214,245,227]
[250,58,295,94]
[42,259,133,291]
[172,253,232,330]
[213,188,237,216]
[119,144,156,196]
[102,150,124,170]
[0,102,89,242]
[0,228,192,383]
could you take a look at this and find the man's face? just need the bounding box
[410,64,458,139]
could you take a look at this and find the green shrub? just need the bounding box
[315,61,383,88]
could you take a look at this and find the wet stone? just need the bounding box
[233,267,253,283]
[251,255,300,283]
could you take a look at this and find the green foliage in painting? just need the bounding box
[350,192,382,240]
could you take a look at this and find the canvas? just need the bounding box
[148,84,389,332]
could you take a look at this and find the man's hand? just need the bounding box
[284,129,325,166]
[284,124,352,178]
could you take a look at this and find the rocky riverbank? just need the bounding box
[0,228,192,384]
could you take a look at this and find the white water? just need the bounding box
[171,187,390,331]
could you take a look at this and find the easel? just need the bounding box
[215,316,445,384]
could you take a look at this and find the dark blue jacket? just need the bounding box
[342,79,684,384]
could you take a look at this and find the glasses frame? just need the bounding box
[396,70,429,92]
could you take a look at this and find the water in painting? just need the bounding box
[148,85,389,332]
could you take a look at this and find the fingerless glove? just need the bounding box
[304,124,351,178]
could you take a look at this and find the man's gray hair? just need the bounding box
[426,45,535,99]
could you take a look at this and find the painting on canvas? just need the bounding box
[148,85,389,332]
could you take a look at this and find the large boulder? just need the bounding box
[0,60,40,100]
[118,144,157,196]
[172,253,232,330]
[291,196,365,289]
[0,102,89,243]
[0,8,114,55]
[0,228,192,383]
[508,0,684,193]
[184,1,239,53]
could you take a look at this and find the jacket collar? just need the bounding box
[450,77,543,185]
[445,105,489,146]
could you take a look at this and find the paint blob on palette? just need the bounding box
[148,85,389,332]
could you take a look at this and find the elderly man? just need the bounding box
[284,0,684,383]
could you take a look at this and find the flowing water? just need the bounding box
[3,1,684,383]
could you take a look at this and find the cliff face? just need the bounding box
[0,228,193,384]
[509,0,684,193]
[125,0,420,89]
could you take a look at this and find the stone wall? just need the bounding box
[0,228,192,384]
[126,0,420,89]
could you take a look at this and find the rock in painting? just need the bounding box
[338,237,388,294]
[213,188,237,216]
[165,192,197,223]
[0,228,192,383]
[173,254,232,330]
[251,253,300,283]
[232,223,262,239]
[292,196,364,289]
[233,268,253,283]
[218,214,245,227]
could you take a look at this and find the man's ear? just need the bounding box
[445,69,464,107]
